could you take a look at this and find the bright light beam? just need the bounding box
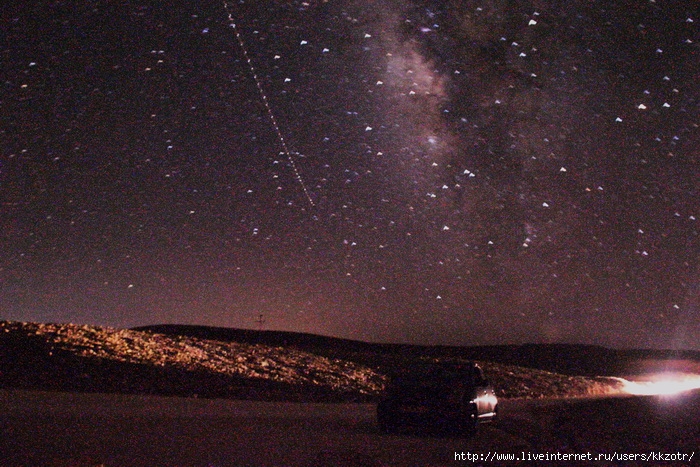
[614,373,700,396]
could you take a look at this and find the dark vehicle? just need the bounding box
[377,362,498,434]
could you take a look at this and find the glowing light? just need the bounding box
[615,373,700,396]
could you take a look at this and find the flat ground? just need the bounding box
[1,389,697,466]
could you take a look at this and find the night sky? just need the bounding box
[2,0,698,350]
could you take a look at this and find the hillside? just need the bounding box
[1,320,679,401]
[0,321,383,402]
[137,324,700,377]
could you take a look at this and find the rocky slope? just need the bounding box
[1,321,625,401]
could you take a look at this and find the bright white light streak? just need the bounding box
[614,373,700,396]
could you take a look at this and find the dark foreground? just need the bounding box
[1,389,698,466]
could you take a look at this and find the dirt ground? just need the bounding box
[1,389,698,466]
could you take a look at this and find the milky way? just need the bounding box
[1,0,698,349]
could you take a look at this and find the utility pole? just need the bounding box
[255,314,266,330]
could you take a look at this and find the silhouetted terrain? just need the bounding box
[138,324,700,377]
[2,321,698,402]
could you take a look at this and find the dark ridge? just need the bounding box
[135,324,700,377]
[135,324,387,353]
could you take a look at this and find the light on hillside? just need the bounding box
[617,373,700,396]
